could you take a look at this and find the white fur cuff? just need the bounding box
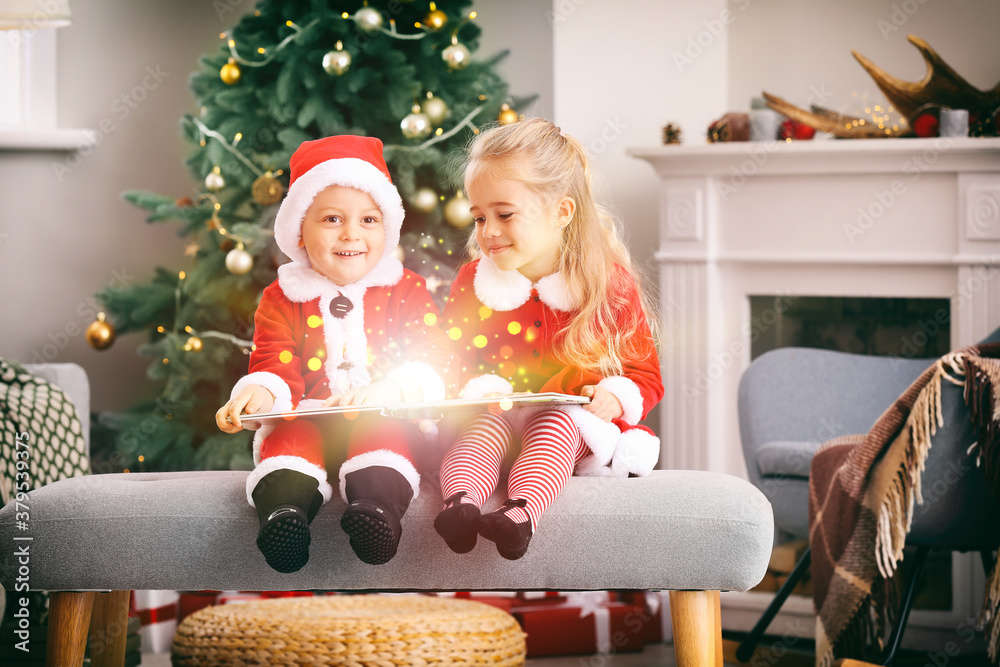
[562,405,620,466]
[338,449,421,503]
[389,362,446,402]
[245,455,334,507]
[611,429,660,477]
[598,376,645,425]
[232,372,293,420]
[459,374,514,399]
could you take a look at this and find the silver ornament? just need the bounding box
[400,111,432,139]
[410,187,438,214]
[205,168,225,192]
[355,7,384,33]
[225,247,254,275]
[323,45,351,76]
[422,96,448,125]
[442,42,471,70]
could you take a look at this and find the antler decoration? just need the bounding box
[763,35,1000,139]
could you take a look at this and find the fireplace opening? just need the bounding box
[749,296,951,361]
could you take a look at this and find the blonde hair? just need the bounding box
[463,118,657,377]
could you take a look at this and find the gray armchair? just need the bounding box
[736,340,1000,663]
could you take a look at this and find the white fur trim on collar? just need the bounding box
[473,258,579,312]
[597,376,645,425]
[338,449,421,503]
[245,454,334,507]
[277,258,403,299]
[274,157,404,267]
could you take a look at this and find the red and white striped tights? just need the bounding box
[439,409,588,530]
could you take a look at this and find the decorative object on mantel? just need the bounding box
[763,35,1000,138]
[750,97,782,141]
[706,112,749,143]
[661,122,682,145]
[779,118,816,141]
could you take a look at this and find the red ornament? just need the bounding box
[912,112,939,138]
[780,119,816,141]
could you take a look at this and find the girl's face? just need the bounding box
[467,170,574,283]
[299,185,385,286]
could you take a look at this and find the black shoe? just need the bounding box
[251,469,324,574]
[341,466,414,565]
[434,492,481,554]
[478,498,533,560]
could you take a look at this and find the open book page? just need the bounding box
[239,392,589,427]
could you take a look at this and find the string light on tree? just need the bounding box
[422,92,448,126]
[322,40,352,76]
[401,104,433,139]
[442,36,470,70]
[86,312,116,350]
[225,243,254,275]
[444,191,474,228]
[220,57,241,85]
[205,165,225,192]
[184,336,204,352]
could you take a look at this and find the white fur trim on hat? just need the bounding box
[459,373,514,399]
[245,454,334,507]
[597,376,644,425]
[473,257,533,311]
[338,449,421,503]
[574,453,628,478]
[388,362,446,402]
[274,157,405,268]
[536,271,579,312]
[610,428,660,477]
[232,372,293,421]
[561,404,620,466]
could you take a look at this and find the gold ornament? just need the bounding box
[498,103,519,125]
[252,172,284,206]
[444,192,474,228]
[409,187,438,214]
[401,105,432,139]
[355,6,384,33]
[183,336,204,353]
[323,41,352,76]
[424,7,447,31]
[205,166,225,192]
[86,312,116,350]
[225,245,254,275]
[442,38,470,71]
[662,123,682,145]
[422,94,448,125]
[220,58,241,85]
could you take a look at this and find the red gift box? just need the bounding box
[512,596,648,657]
[615,591,672,643]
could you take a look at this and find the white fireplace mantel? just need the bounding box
[628,137,1000,476]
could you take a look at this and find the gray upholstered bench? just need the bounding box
[0,365,773,667]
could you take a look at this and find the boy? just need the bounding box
[217,136,452,572]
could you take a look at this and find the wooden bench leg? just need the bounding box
[669,590,723,667]
[46,591,96,667]
[89,590,131,667]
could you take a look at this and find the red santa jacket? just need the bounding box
[233,261,454,415]
[441,257,664,476]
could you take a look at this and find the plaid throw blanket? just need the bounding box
[809,344,1000,666]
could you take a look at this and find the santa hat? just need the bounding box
[274,135,405,268]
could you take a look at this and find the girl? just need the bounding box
[434,118,664,560]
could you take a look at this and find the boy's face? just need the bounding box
[299,185,386,286]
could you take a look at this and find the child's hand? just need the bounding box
[324,380,403,407]
[216,385,275,433]
[580,385,623,422]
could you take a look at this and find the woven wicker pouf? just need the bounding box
[171,594,527,666]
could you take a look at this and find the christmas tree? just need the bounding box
[90,0,529,473]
